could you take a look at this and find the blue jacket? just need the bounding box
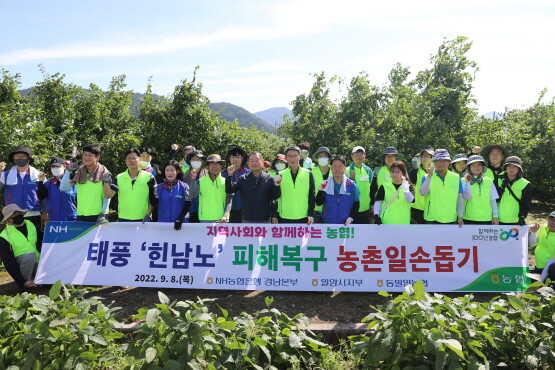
[2,171,41,212]
[44,179,77,221]
[157,181,189,222]
[222,167,250,210]
[321,178,357,224]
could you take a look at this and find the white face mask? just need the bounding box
[275,163,286,171]
[301,150,309,158]
[191,161,202,169]
[139,161,150,169]
[51,167,65,177]
[318,157,329,166]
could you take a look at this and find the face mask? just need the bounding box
[11,214,25,225]
[275,163,286,171]
[191,161,202,169]
[139,161,150,169]
[14,159,29,167]
[301,150,309,158]
[318,157,329,166]
[51,167,65,177]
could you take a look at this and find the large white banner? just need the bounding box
[35,222,530,292]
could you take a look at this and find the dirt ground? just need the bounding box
[1,201,551,324]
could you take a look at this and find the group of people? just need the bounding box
[0,141,552,290]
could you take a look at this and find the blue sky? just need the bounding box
[1,0,554,113]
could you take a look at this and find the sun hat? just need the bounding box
[502,156,523,172]
[1,204,27,223]
[451,154,468,164]
[185,150,205,166]
[206,154,225,164]
[481,145,509,160]
[432,149,451,161]
[466,155,486,167]
[419,145,434,156]
[314,147,332,159]
[8,146,34,164]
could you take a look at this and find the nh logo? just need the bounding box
[49,225,68,233]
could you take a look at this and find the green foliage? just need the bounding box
[280,38,480,162]
[279,37,555,198]
[3,282,555,368]
[0,282,124,369]
[0,67,285,181]
[350,283,555,369]
[127,292,328,369]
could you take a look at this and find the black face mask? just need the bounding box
[14,159,30,167]
[11,214,25,225]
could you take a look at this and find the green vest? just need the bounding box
[484,167,505,182]
[76,179,104,216]
[535,226,555,269]
[424,171,460,223]
[278,168,310,219]
[0,220,39,260]
[181,166,190,173]
[376,166,392,189]
[380,183,411,224]
[199,174,227,221]
[312,166,330,212]
[497,177,529,223]
[412,167,428,211]
[117,170,151,220]
[347,165,371,212]
[463,176,494,222]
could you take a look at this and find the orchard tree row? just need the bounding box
[1,37,554,199]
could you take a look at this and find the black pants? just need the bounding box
[189,212,199,223]
[463,219,491,225]
[313,211,324,224]
[25,215,43,252]
[77,215,99,222]
[229,209,243,223]
[411,208,426,224]
[352,210,371,224]
[278,217,308,224]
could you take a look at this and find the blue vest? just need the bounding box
[45,179,77,221]
[157,181,189,222]
[222,167,250,210]
[321,179,357,224]
[2,171,40,212]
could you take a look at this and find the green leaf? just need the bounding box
[219,320,237,330]
[289,332,303,348]
[227,341,247,350]
[259,345,272,362]
[78,352,98,361]
[49,280,62,300]
[145,347,157,363]
[413,280,426,300]
[158,291,170,305]
[439,339,465,360]
[146,308,159,327]
[507,295,526,311]
[378,291,390,297]
[525,354,539,368]
[89,334,108,346]
[265,296,274,307]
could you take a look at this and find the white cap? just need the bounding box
[351,146,366,154]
